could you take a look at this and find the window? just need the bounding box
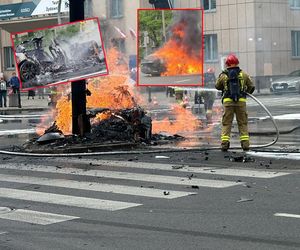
[203,0,216,11]
[290,0,300,9]
[292,31,300,57]
[84,0,93,18]
[204,34,218,61]
[110,0,123,18]
[4,47,15,70]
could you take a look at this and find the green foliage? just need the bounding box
[139,10,173,48]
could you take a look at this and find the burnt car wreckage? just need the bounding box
[16,36,106,88]
[23,105,183,153]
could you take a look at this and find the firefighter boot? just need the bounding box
[241,140,250,151]
[221,141,230,152]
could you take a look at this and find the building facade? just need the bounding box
[202,0,300,87]
[1,0,300,89]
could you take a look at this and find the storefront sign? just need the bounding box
[0,2,37,20]
[31,0,69,16]
[0,0,69,20]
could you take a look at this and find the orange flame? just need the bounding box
[153,22,202,76]
[36,47,202,138]
[106,47,128,74]
[152,105,201,134]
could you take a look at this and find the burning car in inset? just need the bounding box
[140,54,166,76]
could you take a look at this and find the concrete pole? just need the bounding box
[162,10,166,43]
[69,0,90,136]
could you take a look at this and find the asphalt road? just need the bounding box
[0,154,299,250]
[138,72,202,86]
[0,92,300,250]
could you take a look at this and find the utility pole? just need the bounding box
[161,10,167,42]
[69,0,90,136]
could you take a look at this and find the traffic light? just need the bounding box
[149,0,173,9]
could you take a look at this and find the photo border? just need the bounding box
[136,8,204,87]
[10,17,109,91]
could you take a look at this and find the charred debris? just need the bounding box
[24,106,184,153]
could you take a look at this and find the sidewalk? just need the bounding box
[0,94,49,112]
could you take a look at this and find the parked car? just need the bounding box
[140,54,166,76]
[270,70,300,94]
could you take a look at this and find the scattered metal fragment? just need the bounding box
[172,165,183,169]
[36,132,65,144]
[187,174,194,180]
[236,197,254,203]
[230,156,255,163]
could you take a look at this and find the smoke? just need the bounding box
[168,10,202,58]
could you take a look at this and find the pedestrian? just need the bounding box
[215,54,255,151]
[9,72,21,108]
[38,88,44,99]
[28,89,35,99]
[0,76,8,108]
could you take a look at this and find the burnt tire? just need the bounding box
[19,61,38,82]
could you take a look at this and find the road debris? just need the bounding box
[172,165,184,169]
[229,156,255,163]
[236,197,254,203]
[163,191,170,195]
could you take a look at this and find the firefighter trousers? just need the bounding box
[221,101,249,146]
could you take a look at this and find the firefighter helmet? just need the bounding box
[225,54,239,67]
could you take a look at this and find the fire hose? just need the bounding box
[0,93,279,157]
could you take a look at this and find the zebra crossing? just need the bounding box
[0,159,292,226]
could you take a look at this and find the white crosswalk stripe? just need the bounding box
[0,173,196,199]
[0,160,292,226]
[0,163,242,188]
[53,159,291,178]
[0,187,142,211]
[0,209,79,225]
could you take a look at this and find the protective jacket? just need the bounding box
[215,67,255,151]
[215,67,255,103]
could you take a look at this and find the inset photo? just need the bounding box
[11,17,108,90]
[137,8,203,86]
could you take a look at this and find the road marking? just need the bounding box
[53,159,291,178]
[0,188,141,211]
[248,152,300,160]
[274,213,300,219]
[0,129,35,136]
[0,164,242,188]
[0,209,79,225]
[0,174,196,199]
[0,114,46,119]
[175,79,191,83]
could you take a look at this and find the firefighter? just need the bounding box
[174,87,183,102]
[174,87,188,108]
[200,68,217,123]
[215,54,255,151]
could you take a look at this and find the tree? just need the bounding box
[139,10,173,48]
